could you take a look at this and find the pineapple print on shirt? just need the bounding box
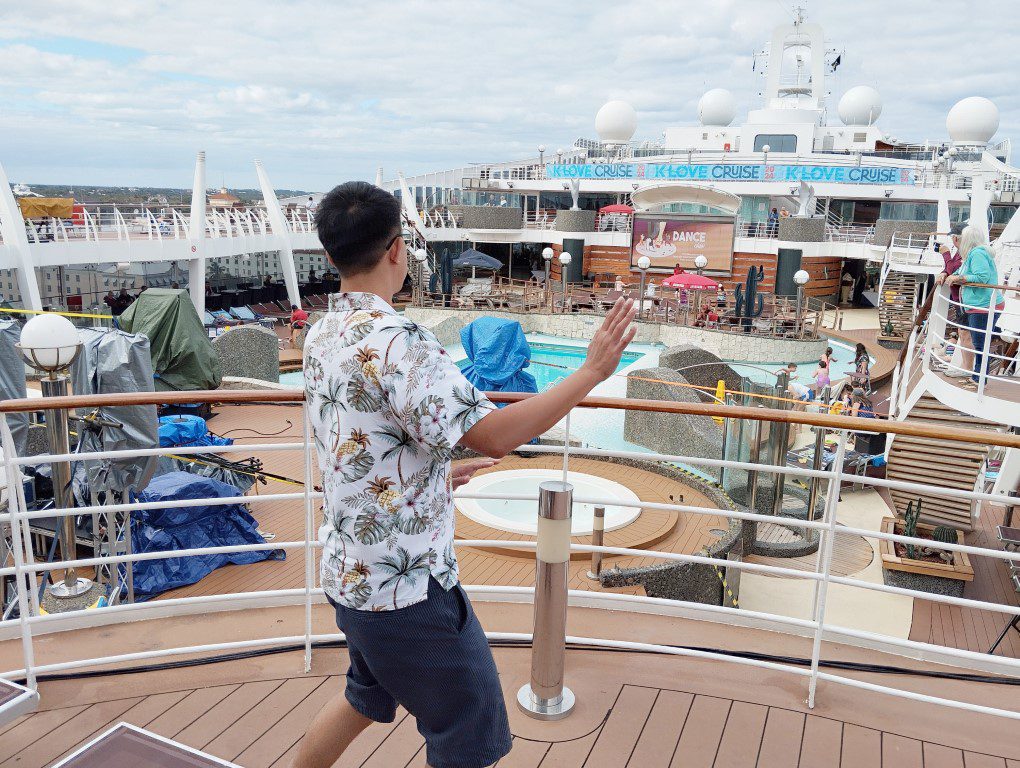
[304,292,495,611]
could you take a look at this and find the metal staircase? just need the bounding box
[878,270,924,339]
[886,394,998,531]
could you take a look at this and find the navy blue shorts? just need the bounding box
[329,577,512,768]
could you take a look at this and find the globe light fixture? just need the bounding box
[18,314,93,601]
[18,313,82,373]
[413,248,428,303]
[637,256,651,317]
[694,254,709,274]
[793,269,810,338]
[558,251,571,304]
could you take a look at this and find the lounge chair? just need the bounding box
[229,306,258,322]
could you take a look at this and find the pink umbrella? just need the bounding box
[662,272,721,290]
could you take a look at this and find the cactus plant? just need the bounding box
[734,265,765,332]
[902,498,922,559]
[930,525,959,564]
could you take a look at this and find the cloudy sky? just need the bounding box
[1,0,1016,191]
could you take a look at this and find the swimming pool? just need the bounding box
[455,341,642,391]
[722,338,867,385]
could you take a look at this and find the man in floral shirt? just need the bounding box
[294,182,636,768]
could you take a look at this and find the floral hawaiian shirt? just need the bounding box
[303,292,495,611]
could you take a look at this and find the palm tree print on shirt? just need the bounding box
[377,546,432,610]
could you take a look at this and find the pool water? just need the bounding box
[723,338,867,385]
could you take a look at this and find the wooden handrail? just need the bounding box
[1,389,1018,449]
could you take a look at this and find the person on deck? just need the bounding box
[292,181,637,768]
[939,225,1004,385]
[289,304,309,346]
[937,223,965,326]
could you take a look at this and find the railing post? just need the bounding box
[807,430,849,709]
[518,481,575,720]
[301,402,315,673]
[586,506,605,579]
[977,289,996,399]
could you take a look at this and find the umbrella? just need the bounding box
[598,204,634,214]
[662,272,721,290]
[452,248,503,279]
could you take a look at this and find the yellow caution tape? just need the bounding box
[0,307,113,319]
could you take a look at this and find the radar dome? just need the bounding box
[595,100,637,144]
[698,89,737,126]
[838,86,883,126]
[947,96,999,144]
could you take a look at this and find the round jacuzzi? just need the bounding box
[456,469,642,536]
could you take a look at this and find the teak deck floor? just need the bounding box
[159,402,1018,662]
[4,602,1019,768]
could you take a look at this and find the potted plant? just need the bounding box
[879,500,974,597]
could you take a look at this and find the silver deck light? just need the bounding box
[518,480,575,720]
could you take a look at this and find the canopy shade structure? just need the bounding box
[630,184,741,215]
[452,249,503,270]
[598,204,635,214]
[17,197,74,218]
[662,272,722,289]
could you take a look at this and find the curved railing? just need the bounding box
[905,282,1020,417]
[1,390,1019,723]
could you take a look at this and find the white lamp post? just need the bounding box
[414,248,428,304]
[538,145,546,167]
[694,254,708,276]
[17,314,91,599]
[794,269,810,338]
[558,251,571,310]
[637,255,651,318]
[542,247,554,293]
[762,143,771,167]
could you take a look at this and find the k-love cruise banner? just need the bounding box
[545,162,915,185]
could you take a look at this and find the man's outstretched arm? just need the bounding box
[459,299,637,459]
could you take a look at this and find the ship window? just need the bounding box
[753,134,797,152]
[853,132,868,143]
[702,133,708,140]
[879,202,936,222]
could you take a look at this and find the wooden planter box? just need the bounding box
[879,517,973,596]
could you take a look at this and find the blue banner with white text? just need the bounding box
[545,163,915,185]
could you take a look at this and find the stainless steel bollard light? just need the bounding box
[586,506,605,579]
[518,481,575,720]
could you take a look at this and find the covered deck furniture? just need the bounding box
[988,525,1020,653]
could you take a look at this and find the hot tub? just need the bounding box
[456,469,641,536]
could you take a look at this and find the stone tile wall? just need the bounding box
[212,325,280,383]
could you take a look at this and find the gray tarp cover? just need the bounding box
[71,327,160,496]
[119,288,222,391]
[0,319,28,455]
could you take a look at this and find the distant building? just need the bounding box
[208,187,241,208]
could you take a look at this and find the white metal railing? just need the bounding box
[921,282,1020,405]
[18,204,316,245]
[593,212,632,233]
[1,393,1019,725]
[826,223,875,244]
[887,231,945,269]
[523,211,556,230]
[734,219,777,239]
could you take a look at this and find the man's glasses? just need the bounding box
[383,229,412,251]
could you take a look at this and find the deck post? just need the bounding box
[807,430,849,709]
[518,481,575,720]
[586,506,605,579]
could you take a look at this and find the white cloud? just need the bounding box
[0,0,1016,189]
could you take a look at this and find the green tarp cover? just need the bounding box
[119,289,222,392]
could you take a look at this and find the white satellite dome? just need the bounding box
[946,96,999,144]
[595,100,637,145]
[698,89,737,126]
[838,86,883,126]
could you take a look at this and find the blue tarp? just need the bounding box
[130,472,284,600]
[460,318,538,400]
[158,415,232,448]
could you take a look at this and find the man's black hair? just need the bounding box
[314,182,402,276]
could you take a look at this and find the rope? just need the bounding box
[525,358,865,413]
[0,307,113,320]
